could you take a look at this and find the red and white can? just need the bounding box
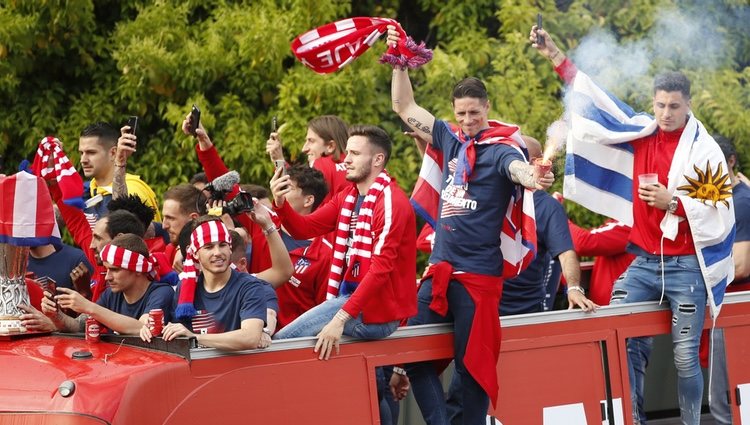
[148,309,164,336]
[85,317,100,343]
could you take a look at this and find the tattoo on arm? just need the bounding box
[406,117,431,135]
[112,164,128,200]
[509,160,535,188]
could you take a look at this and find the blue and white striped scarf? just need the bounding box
[563,71,735,318]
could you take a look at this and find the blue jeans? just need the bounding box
[709,328,732,425]
[610,254,707,425]
[377,366,400,425]
[273,295,399,340]
[405,278,489,425]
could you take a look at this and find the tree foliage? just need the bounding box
[2,0,748,231]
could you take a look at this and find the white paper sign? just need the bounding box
[543,402,587,424]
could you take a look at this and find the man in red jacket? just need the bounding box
[270,125,417,360]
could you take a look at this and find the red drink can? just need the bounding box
[85,317,100,343]
[148,309,164,336]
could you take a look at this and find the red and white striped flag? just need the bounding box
[0,171,61,247]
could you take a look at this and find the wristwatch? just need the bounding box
[667,196,679,214]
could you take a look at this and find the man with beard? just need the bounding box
[270,125,417,361]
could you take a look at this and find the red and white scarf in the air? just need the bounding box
[175,220,232,320]
[326,171,391,299]
[30,136,84,209]
[291,17,432,74]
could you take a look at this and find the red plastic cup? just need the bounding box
[533,158,552,177]
[638,173,659,187]
[148,309,164,337]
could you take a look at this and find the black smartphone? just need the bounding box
[189,104,201,136]
[272,116,277,133]
[126,116,138,135]
[537,13,545,46]
[400,119,412,132]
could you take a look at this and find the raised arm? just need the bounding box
[112,125,137,200]
[387,26,436,145]
[249,200,293,289]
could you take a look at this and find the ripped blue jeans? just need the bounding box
[610,254,707,425]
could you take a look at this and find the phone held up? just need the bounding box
[189,105,201,136]
[126,116,139,135]
[274,159,286,177]
[536,13,545,46]
[272,115,277,133]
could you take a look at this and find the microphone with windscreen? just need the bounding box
[204,170,240,201]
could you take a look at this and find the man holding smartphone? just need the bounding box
[78,121,161,224]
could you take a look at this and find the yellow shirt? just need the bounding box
[90,173,162,221]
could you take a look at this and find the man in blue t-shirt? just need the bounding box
[500,189,578,315]
[41,233,174,335]
[708,135,750,424]
[388,26,593,424]
[163,216,268,351]
[28,243,92,292]
[501,136,587,316]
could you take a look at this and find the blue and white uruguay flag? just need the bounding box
[563,71,735,318]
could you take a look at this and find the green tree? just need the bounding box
[2,0,748,234]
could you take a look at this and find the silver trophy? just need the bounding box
[0,244,30,334]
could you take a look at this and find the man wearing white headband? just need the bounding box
[42,233,174,334]
[162,216,269,350]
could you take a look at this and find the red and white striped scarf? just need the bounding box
[291,17,432,74]
[30,136,84,209]
[100,244,155,275]
[175,220,232,320]
[326,171,391,299]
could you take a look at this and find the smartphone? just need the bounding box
[536,13,545,46]
[274,159,287,177]
[400,119,412,132]
[189,104,201,136]
[38,276,57,306]
[126,116,139,135]
[272,116,277,133]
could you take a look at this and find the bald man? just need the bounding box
[500,136,596,315]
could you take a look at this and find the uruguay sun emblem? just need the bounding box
[676,162,732,207]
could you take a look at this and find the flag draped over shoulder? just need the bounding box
[410,121,537,278]
[563,70,735,318]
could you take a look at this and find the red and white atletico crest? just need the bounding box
[0,172,61,247]
[294,258,311,275]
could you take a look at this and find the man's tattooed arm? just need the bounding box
[509,160,536,189]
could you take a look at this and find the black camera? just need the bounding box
[223,191,254,216]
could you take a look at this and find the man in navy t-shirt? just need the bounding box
[163,217,267,350]
[41,233,174,335]
[708,135,750,424]
[388,25,594,425]
[500,190,577,315]
[501,136,585,316]
[28,243,92,292]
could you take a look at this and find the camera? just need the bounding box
[223,191,254,216]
